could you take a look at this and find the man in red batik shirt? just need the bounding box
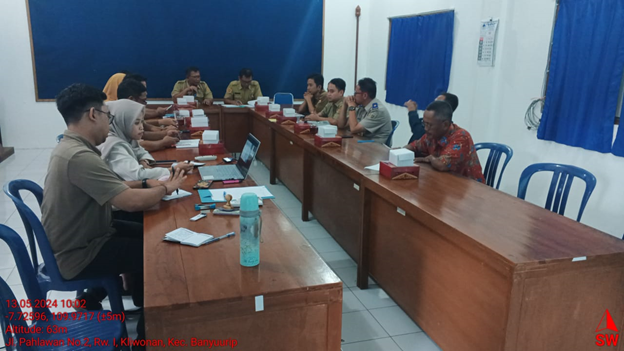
[404,100,485,183]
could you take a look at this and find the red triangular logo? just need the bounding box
[596,310,619,333]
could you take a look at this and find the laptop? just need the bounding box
[198,134,261,181]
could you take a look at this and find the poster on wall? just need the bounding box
[477,19,499,67]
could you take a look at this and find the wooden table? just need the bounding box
[222,109,624,351]
[360,171,624,351]
[143,147,342,350]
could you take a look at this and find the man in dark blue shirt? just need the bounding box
[405,92,459,144]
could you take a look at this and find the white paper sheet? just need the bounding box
[365,164,380,171]
[208,186,275,202]
[162,189,192,201]
[175,139,200,149]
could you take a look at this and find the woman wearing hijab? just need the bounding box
[99,99,192,181]
[102,72,126,101]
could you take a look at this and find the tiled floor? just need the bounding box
[0,148,441,351]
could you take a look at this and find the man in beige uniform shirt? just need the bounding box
[337,78,393,145]
[171,66,214,105]
[306,78,345,125]
[42,83,185,345]
[298,73,328,116]
[223,68,263,105]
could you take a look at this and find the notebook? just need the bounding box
[163,228,214,247]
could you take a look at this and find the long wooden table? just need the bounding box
[143,147,342,350]
[215,107,624,351]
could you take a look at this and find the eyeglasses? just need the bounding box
[422,121,435,129]
[86,108,115,124]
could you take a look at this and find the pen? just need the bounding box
[166,105,173,111]
[205,232,236,245]
[358,140,375,143]
[172,166,179,195]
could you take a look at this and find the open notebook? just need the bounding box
[163,228,214,247]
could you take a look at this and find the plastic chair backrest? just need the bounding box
[273,93,294,105]
[3,180,44,269]
[0,224,124,351]
[386,120,400,147]
[474,142,514,189]
[517,163,597,222]
[3,180,66,284]
[0,224,50,341]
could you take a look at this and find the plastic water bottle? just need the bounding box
[240,193,262,267]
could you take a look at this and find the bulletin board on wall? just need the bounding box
[26,0,324,101]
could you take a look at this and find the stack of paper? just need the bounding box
[191,117,209,127]
[198,186,275,203]
[175,139,200,149]
[163,228,213,247]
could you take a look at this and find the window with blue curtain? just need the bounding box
[385,11,454,108]
[538,0,624,154]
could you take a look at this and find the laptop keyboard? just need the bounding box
[207,165,242,180]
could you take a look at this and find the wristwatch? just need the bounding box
[348,106,356,112]
[142,179,148,189]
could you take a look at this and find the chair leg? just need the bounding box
[103,277,125,315]
[103,278,130,351]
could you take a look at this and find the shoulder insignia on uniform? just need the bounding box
[372,103,378,109]
[226,88,233,94]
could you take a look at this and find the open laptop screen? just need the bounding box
[236,134,261,178]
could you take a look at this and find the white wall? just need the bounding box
[2,0,624,237]
[362,0,624,238]
[0,1,64,149]
[323,0,371,94]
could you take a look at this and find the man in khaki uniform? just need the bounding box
[306,78,345,125]
[224,68,263,105]
[171,66,214,105]
[298,73,328,116]
[337,78,393,145]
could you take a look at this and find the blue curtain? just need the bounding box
[385,11,454,108]
[538,0,624,154]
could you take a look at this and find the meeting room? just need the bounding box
[1,0,624,350]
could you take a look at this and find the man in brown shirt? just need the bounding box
[42,83,186,342]
[298,73,328,116]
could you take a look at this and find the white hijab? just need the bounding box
[98,99,146,160]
